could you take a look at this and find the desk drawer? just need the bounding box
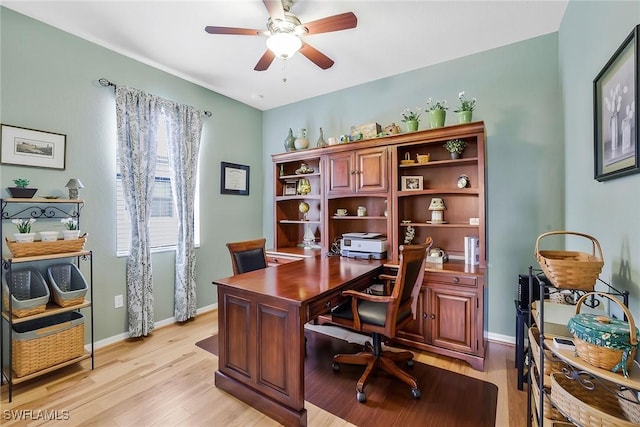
[425,272,477,288]
[266,254,302,266]
[307,290,344,321]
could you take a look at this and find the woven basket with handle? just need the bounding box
[5,233,87,258]
[535,231,604,291]
[568,291,638,377]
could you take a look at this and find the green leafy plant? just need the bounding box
[443,139,467,154]
[454,91,477,112]
[426,97,448,111]
[61,217,78,230]
[13,178,30,188]
[401,107,421,122]
[12,218,36,233]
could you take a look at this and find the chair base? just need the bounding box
[332,333,420,402]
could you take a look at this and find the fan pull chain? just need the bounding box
[281,60,288,83]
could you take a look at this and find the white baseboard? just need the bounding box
[487,331,515,345]
[87,303,218,351]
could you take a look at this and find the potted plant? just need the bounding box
[453,91,477,123]
[8,178,38,198]
[61,217,80,240]
[12,218,36,242]
[425,97,448,128]
[401,107,422,132]
[443,139,467,159]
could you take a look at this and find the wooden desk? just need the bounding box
[212,255,383,427]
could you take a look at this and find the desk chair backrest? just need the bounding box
[226,238,268,275]
[386,239,432,336]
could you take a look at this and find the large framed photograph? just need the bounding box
[593,24,639,182]
[401,176,423,191]
[1,124,66,170]
[221,161,249,195]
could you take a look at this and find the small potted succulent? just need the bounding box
[8,178,37,198]
[443,139,467,159]
[12,218,36,242]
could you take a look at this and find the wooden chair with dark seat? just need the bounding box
[330,238,432,403]
[225,238,268,275]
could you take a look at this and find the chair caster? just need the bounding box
[332,362,340,372]
[356,391,367,403]
[411,388,421,399]
[407,359,414,368]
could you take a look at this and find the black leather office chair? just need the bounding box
[226,238,268,275]
[330,239,432,403]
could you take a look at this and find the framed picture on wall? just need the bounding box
[1,124,67,170]
[220,161,249,195]
[593,24,639,182]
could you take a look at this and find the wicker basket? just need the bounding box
[550,372,636,426]
[531,366,569,422]
[47,263,88,307]
[12,311,84,377]
[535,231,604,291]
[569,292,637,376]
[2,268,50,317]
[618,388,640,424]
[529,326,565,388]
[5,233,87,258]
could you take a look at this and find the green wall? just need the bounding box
[3,1,638,346]
[262,33,564,340]
[559,1,640,322]
[0,8,264,343]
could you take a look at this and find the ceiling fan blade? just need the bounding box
[254,49,276,71]
[303,12,357,35]
[299,42,334,70]
[263,0,285,21]
[205,26,262,36]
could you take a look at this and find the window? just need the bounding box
[116,116,200,256]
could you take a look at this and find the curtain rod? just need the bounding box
[98,78,212,117]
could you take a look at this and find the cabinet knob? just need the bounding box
[453,277,460,284]
[350,170,359,175]
[325,301,331,308]
[422,313,428,319]
[430,314,436,320]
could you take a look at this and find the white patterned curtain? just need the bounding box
[164,102,204,321]
[116,86,160,337]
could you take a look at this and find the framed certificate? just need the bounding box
[220,161,249,195]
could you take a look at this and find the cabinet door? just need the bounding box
[355,147,388,193]
[427,285,476,354]
[396,286,427,343]
[327,152,355,194]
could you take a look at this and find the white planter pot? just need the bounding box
[39,231,59,241]
[63,230,80,240]
[13,233,36,243]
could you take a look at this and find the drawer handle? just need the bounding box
[453,277,460,283]
[325,301,331,308]
[273,259,279,263]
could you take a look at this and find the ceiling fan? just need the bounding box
[205,0,357,71]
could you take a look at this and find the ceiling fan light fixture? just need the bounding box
[266,32,302,59]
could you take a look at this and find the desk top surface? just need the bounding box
[212,255,383,303]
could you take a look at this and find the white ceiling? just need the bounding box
[2,0,568,111]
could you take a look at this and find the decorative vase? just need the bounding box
[63,230,81,240]
[13,233,36,243]
[316,127,328,148]
[405,120,419,132]
[428,110,446,128]
[450,152,461,160]
[457,111,472,124]
[294,128,309,150]
[284,128,296,152]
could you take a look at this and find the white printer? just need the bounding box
[340,233,388,259]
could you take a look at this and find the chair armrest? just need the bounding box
[378,273,396,281]
[342,289,394,303]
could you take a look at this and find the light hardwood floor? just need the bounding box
[1,310,527,426]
